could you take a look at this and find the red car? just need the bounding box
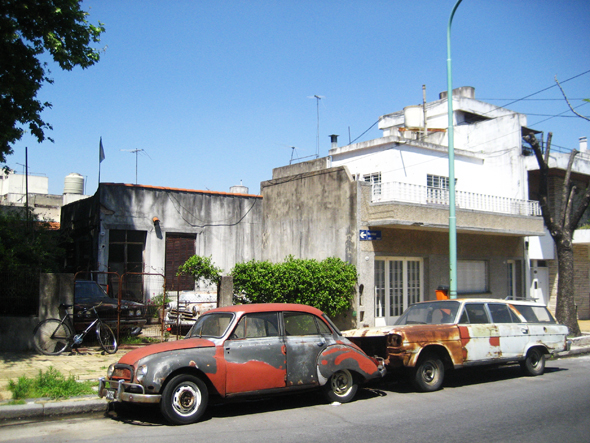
[99,303,385,425]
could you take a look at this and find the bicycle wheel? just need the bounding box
[97,322,118,354]
[33,319,73,355]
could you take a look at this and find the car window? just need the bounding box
[396,301,460,325]
[188,313,234,338]
[511,305,556,324]
[230,312,279,339]
[460,303,490,324]
[284,312,322,336]
[487,303,513,323]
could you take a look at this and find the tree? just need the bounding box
[177,255,223,286]
[523,133,586,336]
[0,0,105,163]
[231,256,357,318]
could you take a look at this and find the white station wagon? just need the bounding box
[344,299,571,392]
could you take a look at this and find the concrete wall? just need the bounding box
[261,161,357,264]
[0,274,74,352]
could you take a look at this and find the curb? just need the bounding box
[0,397,107,425]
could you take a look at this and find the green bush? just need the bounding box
[8,366,95,400]
[231,256,357,318]
[177,255,222,285]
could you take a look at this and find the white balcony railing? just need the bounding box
[372,181,541,217]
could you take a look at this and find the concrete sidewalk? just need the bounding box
[1,321,590,424]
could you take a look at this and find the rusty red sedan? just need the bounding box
[99,303,385,425]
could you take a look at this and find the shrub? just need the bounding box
[231,256,357,318]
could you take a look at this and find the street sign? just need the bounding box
[359,230,381,241]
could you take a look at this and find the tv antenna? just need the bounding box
[308,95,324,158]
[121,149,149,184]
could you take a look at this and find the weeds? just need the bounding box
[8,367,95,400]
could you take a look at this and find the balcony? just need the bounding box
[371,181,541,217]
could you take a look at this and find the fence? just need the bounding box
[374,181,542,217]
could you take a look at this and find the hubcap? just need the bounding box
[172,384,201,416]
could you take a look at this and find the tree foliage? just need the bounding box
[177,255,223,286]
[523,132,586,336]
[0,208,65,272]
[231,256,357,318]
[0,0,105,162]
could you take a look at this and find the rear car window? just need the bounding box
[511,305,556,324]
[460,303,490,324]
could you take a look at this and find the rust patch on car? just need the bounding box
[489,336,500,347]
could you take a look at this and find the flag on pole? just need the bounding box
[99,137,105,163]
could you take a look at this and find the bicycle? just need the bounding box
[33,302,118,355]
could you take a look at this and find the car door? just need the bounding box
[458,302,500,363]
[487,303,528,359]
[283,311,335,386]
[224,312,287,394]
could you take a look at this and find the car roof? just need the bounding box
[416,298,546,307]
[205,303,325,316]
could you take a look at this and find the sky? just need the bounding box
[7,0,590,196]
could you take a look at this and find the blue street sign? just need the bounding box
[359,230,381,241]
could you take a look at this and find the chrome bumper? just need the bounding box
[98,377,161,404]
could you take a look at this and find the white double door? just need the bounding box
[375,258,423,325]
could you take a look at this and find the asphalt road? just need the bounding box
[2,355,589,443]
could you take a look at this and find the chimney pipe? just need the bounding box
[580,136,587,152]
[330,134,338,149]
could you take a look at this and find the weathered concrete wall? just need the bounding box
[261,163,357,264]
[0,274,74,352]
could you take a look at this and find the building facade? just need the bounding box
[262,87,546,327]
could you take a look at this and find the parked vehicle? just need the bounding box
[99,303,385,425]
[74,280,147,335]
[164,292,216,333]
[343,299,570,392]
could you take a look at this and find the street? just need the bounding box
[2,355,590,443]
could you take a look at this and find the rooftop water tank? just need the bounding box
[404,105,424,128]
[64,173,84,195]
[230,184,249,194]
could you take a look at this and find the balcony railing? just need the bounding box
[372,181,541,217]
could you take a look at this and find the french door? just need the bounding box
[375,258,423,325]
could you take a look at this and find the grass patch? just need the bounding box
[119,334,162,345]
[8,367,95,400]
[1,400,26,406]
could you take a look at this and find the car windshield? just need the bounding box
[395,301,461,325]
[188,312,234,338]
[75,281,113,303]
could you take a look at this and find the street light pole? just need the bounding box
[446,0,463,299]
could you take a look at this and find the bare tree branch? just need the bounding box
[560,149,579,229]
[555,75,590,122]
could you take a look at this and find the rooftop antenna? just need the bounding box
[308,95,324,158]
[120,149,145,184]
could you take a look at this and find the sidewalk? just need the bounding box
[1,321,590,424]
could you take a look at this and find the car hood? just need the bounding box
[118,338,215,365]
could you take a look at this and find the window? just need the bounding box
[231,313,279,339]
[458,260,488,293]
[109,230,146,301]
[284,312,329,336]
[426,174,450,204]
[363,172,382,196]
[189,313,234,338]
[512,305,556,324]
[460,303,490,324]
[487,303,513,323]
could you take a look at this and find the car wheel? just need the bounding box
[520,347,545,376]
[323,369,358,403]
[160,374,208,425]
[412,352,444,392]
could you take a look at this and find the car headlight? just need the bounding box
[136,365,148,383]
[128,310,135,317]
[107,364,115,379]
[136,309,142,316]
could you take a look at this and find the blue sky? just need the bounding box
[8,0,590,196]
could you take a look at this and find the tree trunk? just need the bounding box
[555,234,582,336]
